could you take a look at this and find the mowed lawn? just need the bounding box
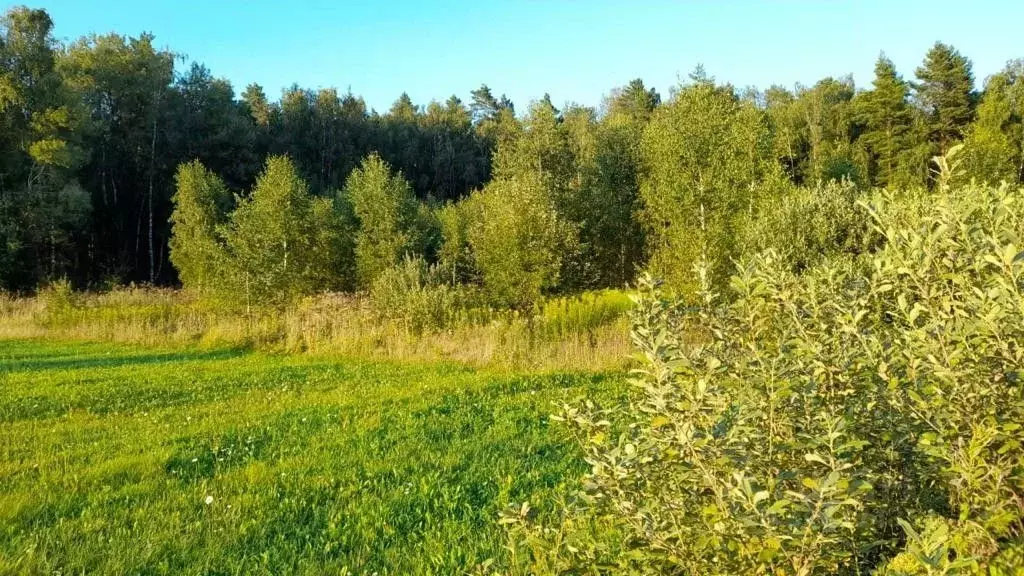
[0,339,626,575]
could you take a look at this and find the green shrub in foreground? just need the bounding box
[502,181,1024,574]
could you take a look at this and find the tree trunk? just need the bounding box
[147,98,159,284]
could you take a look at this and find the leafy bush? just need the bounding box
[38,277,77,324]
[369,255,462,334]
[502,180,1024,574]
[743,179,868,272]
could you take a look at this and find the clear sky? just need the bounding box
[26,0,1024,113]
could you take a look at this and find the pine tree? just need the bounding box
[915,42,976,155]
[855,55,915,188]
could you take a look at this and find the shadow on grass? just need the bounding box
[0,347,248,374]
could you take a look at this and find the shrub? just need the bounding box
[503,180,1024,574]
[38,277,77,324]
[743,179,868,272]
[535,290,633,341]
[369,255,461,334]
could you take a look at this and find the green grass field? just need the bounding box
[0,339,626,574]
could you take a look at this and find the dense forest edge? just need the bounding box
[1,6,1022,302]
[2,5,1024,575]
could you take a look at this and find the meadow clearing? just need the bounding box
[2,4,1023,571]
[0,338,626,574]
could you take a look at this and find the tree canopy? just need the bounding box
[2,5,1020,306]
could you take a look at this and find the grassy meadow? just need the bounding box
[0,338,627,574]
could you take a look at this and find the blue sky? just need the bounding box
[28,0,1024,113]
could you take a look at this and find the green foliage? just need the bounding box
[369,255,462,334]
[59,28,176,284]
[743,179,867,272]
[223,156,349,308]
[535,290,633,341]
[963,73,1018,184]
[344,153,425,288]
[506,177,1024,574]
[467,174,573,309]
[436,199,476,285]
[169,161,232,292]
[855,55,919,188]
[37,276,77,323]
[639,75,778,297]
[0,6,89,288]
[799,76,862,184]
[916,42,976,155]
[560,98,649,289]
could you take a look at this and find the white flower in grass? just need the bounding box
[204,495,214,505]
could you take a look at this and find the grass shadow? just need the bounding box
[0,347,248,375]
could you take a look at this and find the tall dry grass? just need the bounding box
[0,284,633,372]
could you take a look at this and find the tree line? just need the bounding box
[2,6,1023,301]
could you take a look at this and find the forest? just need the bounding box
[1,5,1023,575]
[1,5,1021,304]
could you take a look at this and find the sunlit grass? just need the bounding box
[0,339,627,574]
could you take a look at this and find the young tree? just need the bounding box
[915,42,976,155]
[467,173,572,308]
[962,73,1017,184]
[344,153,424,287]
[168,160,231,292]
[435,199,475,285]
[223,156,348,308]
[640,74,777,296]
